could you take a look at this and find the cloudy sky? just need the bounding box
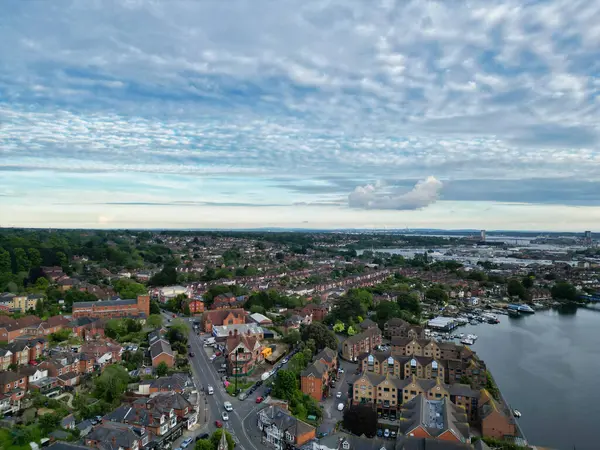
[1,0,599,230]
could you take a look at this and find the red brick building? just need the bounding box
[202,308,246,333]
[188,299,205,314]
[72,295,150,319]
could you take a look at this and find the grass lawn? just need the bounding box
[225,380,254,396]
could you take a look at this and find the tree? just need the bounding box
[425,286,448,305]
[397,292,422,316]
[333,321,345,333]
[150,300,161,315]
[507,279,527,300]
[273,370,298,400]
[94,364,129,403]
[522,276,534,289]
[39,411,61,433]
[210,430,235,450]
[147,314,163,329]
[49,328,72,343]
[114,279,147,299]
[195,439,214,450]
[551,281,578,303]
[156,361,169,377]
[330,295,365,323]
[300,322,337,352]
[283,330,301,346]
[56,251,68,268]
[343,405,377,437]
[13,248,30,273]
[288,353,308,374]
[27,248,43,268]
[347,326,357,336]
[0,247,11,273]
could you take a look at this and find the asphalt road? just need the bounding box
[176,314,263,450]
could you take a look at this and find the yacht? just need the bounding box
[461,337,475,345]
[467,334,478,341]
[513,409,522,418]
[507,304,535,314]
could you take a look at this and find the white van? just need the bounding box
[207,385,214,395]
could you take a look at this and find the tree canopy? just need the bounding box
[300,322,337,351]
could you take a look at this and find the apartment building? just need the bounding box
[341,327,382,362]
[358,352,445,382]
[478,389,517,439]
[72,295,150,320]
[399,394,470,443]
[351,373,479,421]
[384,318,425,339]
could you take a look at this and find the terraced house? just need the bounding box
[351,372,479,422]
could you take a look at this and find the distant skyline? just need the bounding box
[1,1,599,230]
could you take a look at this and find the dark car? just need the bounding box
[196,433,210,441]
[189,352,195,357]
[264,387,272,395]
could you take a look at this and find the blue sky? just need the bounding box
[1,0,600,230]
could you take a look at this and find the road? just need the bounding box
[164,312,263,450]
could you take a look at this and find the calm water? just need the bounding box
[460,307,600,450]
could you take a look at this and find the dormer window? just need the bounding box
[342,441,350,449]
[285,431,293,442]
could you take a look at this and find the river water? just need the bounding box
[459,307,600,450]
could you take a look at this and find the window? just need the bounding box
[342,442,350,450]
[383,388,389,392]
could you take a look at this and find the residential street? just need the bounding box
[166,314,265,450]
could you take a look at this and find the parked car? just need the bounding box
[222,411,229,421]
[337,403,344,411]
[197,433,210,441]
[215,420,223,428]
[336,392,342,398]
[189,352,195,357]
[207,385,214,395]
[181,437,193,448]
[377,429,383,437]
[337,367,344,374]
[210,355,217,361]
[215,351,222,356]
[256,396,264,403]
[383,429,390,438]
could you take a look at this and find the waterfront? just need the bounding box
[460,307,600,450]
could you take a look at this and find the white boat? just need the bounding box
[513,409,522,418]
[461,337,475,345]
[467,334,478,341]
[459,333,465,338]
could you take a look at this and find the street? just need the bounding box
[164,312,265,450]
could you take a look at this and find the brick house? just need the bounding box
[202,308,246,333]
[150,339,175,368]
[258,405,316,450]
[341,327,382,362]
[294,303,329,322]
[479,390,516,439]
[226,334,264,376]
[85,421,149,450]
[0,370,28,404]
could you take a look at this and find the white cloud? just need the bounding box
[348,177,443,210]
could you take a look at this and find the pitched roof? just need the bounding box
[259,405,315,439]
[150,339,173,359]
[315,347,337,363]
[400,394,469,442]
[203,308,246,325]
[301,360,328,378]
[344,327,381,345]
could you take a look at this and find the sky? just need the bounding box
[1,0,600,231]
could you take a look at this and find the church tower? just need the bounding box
[217,430,228,450]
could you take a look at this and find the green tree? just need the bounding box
[94,364,130,403]
[156,361,169,377]
[39,412,61,433]
[522,276,534,289]
[0,247,12,273]
[150,300,161,315]
[210,430,235,450]
[425,286,448,305]
[195,439,214,450]
[347,325,357,336]
[333,321,345,333]
[283,329,301,345]
[147,314,163,329]
[551,281,578,303]
[56,251,68,268]
[300,322,337,351]
[343,405,377,437]
[27,248,43,268]
[273,369,298,400]
[14,248,30,272]
[114,279,147,299]
[397,292,422,316]
[34,276,50,291]
[507,279,527,300]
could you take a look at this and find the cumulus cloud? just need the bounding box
[348,177,443,210]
